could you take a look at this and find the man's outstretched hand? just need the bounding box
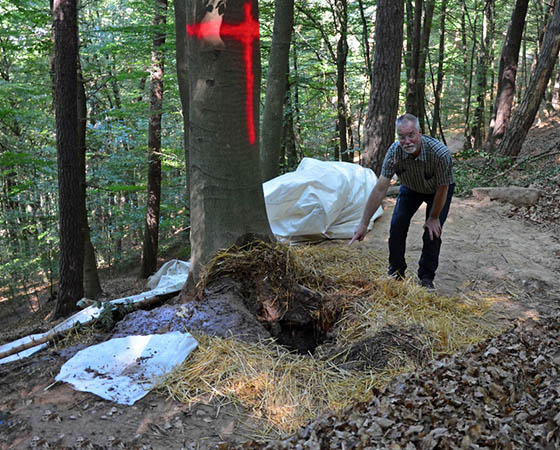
[424,217,442,240]
[349,223,367,246]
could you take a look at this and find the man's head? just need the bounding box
[396,114,421,156]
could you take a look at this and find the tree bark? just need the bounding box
[183,0,274,289]
[53,0,84,318]
[498,0,560,157]
[141,0,168,279]
[361,0,405,175]
[486,0,529,152]
[260,0,294,182]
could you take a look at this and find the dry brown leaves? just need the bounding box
[241,315,560,449]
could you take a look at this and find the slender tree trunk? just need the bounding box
[417,0,435,131]
[431,0,447,138]
[141,0,168,278]
[283,82,298,171]
[183,0,274,289]
[174,0,190,201]
[357,0,372,85]
[77,60,102,299]
[260,0,294,182]
[406,0,422,117]
[53,0,84,318]
[361,0,405,175]
[486,0,530,152]
[335,0,349,162]
[471,0,492,149]
[498,0,560,157]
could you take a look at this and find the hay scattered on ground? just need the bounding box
[159,243,502,434]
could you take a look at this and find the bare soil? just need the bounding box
[1,126,559,449]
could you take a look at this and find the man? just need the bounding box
[349,113,455,289]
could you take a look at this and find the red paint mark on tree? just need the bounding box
[187,2,259,145]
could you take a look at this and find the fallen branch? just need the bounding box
[0,291,178,362]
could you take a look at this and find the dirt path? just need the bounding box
[1,196,559,449]
[363,195,560,320]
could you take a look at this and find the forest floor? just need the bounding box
[0,119,559,449]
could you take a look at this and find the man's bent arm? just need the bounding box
[349,175,391,245]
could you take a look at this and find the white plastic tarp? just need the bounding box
[0,260,190,365]
[263,157,383,242]
[55,332,198,405]
[147,259,190,291]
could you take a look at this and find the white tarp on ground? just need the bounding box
[263,157,383,242]
[55,332,198,405]
[0,260,190,365]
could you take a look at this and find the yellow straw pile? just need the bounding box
[158,243,501,434]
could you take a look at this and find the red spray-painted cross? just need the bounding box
[187,2,259,144]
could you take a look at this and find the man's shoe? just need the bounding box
[420,278,435,290]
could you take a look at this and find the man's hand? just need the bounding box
[349,223,368,245]
[424,217,442,240]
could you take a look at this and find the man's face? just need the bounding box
[397,121,421,155]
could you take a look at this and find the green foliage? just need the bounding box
[94,301,135,331]
[0,0,555,304]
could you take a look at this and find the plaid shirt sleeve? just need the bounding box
[380,142,399,179]
[434,148,454,186]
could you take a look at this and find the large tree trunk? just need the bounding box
[183,0,274,289]
[53,0,84,318]
[77,60,102,299]
[486,0,529,152]
[361,0,405,175]
[141,0,168,279]
[174,0,190,200]
[260,0,294,182]
[498,0,560,157]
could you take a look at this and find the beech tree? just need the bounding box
[53,0,83,318]
[141,0,168,278]
[361,0,405,175]
[182,0,273,288]
[260,0,295,182]
[78,62,102,299]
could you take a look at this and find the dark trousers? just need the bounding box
[388,184,454,281]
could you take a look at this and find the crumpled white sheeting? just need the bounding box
[55,332,198,405]
[147,259,190,291]
[263,157,383,242]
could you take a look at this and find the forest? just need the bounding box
[1,0,560,448]
[1,0,559,312]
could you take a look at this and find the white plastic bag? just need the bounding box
[263,158,383,242]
